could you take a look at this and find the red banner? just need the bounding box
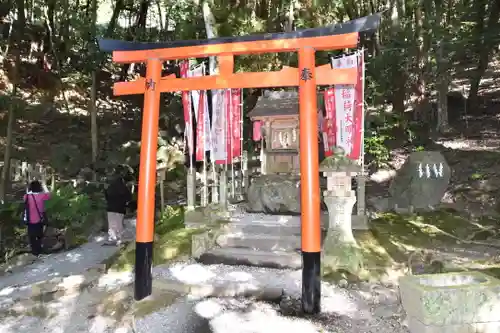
[231,88,242,159]
[180,61,193,156]
[195,91,205,161]
[323,88,336,157]
[253,121,262,141]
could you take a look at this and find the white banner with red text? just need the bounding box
[328,53,363,161]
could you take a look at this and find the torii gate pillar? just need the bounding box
[298,47,321,313]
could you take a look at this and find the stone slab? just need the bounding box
[470,322,500,333]
[216,234,302,252]
[224,214,368,234]
[408,316,473,333]
[408,317,500,333]
[400,271,500,327]
[198,247,302,269]
[153,278,283,302]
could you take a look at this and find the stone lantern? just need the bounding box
[319,147,363,274]
[319,148,361,232]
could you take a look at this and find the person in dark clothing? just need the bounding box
[104,170,132,246]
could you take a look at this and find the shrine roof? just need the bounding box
[248,90,324,119]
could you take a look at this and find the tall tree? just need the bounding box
[468,0,500,110]
[88,0,98,179]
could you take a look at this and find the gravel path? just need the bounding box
[0,218,136,292]
[135,263,409,333]
[0,237,119,291]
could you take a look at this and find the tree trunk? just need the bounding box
[156,0,163,32]
[0,2,23,202]
[89,0,98,179]
[414,0,429,122]
[0,56,18,203]
[104,0,124,38]
[436,41,450,131]
[119,0,150,81]
[202,0,219,205]
[435,0,450,132]
[468,0,500,111]
[202,0,218,73]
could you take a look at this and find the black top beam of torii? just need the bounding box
[98,13,382,53]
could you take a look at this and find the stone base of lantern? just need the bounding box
[322,193,364,275]
[321,171,364,275]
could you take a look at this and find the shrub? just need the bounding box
[44,185,102,229]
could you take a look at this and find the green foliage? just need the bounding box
[155,206,185,235]
[44,185,101,229]
[363,111,401,167]
[364,133,391,168]
[0,201,27,261]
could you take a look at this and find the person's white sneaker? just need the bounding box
[103,239,117,246]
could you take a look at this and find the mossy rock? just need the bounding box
[322,234,364,277]
[185,204,230,226]
[319,147,361,173]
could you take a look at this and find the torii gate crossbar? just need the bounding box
[99,13,380,315]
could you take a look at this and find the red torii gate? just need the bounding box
[99,14,380,314]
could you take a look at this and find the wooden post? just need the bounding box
[159,169,166,212]
[356,50,366,219]
[212,166,219,204]
[298,47,321,315]
[242,150,249,194]
[187,170,196,210]
[219,170,227,209]
[135,58,162,301]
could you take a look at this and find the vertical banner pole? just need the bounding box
[298,47,321,314]
[181,60,196,210]
[357,49,366,218]
[219,90,228,209]
[240,89,245,195]
[201,64,209,206]
[230,89,235,199]
[360,49,366,168]
[135,58,162,301]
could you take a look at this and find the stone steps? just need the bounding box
[224,215,367,235]
[198,247,302,270]
[192,209,368,270]
[217,233,302,252]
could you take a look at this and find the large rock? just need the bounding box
[388,151,451,211]
[246,174,301,214]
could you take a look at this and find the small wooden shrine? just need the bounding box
[249,90,323,175]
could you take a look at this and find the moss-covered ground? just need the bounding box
[346,209,500,282]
